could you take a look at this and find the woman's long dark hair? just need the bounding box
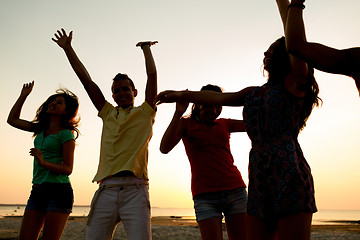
[263,37,321,130]
[32,88,80,139]
[190,84,222,120]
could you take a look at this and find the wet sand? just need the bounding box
[0,216,359,239]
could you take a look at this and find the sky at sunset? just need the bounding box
[1,0,359,211]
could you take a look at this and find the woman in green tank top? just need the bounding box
[7,81,80,240]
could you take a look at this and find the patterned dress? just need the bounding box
[243,84,317,222]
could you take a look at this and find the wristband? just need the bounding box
[288,3,305,9]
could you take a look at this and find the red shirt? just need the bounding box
[182,118,246,197]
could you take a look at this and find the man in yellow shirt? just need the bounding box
[53,28,157,240]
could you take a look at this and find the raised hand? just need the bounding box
[136,41,158,48]
[52,28,73,49]
[20,81,34,97]
[155,90,183,105]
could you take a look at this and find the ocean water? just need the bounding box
[0,205,359,225]
[312,210,360,225]
[0,205,195,219]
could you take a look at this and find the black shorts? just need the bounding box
[25,182,73,214]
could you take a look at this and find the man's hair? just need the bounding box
[112,73,135,91]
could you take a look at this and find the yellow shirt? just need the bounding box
[92,101,156,182]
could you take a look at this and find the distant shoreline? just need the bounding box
[1,205,359,227]
[0,204,90,207]
[2,215,360,226]
[0,204,191,209]
[1,204,360,211]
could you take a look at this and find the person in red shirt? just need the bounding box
[160,84,247,240]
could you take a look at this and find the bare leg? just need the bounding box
[19,210,45,240]
[41,212,70,240]
[278,212,312,240]
[225,213,247,240]
[247,215,277,240]
[198,217,224,240]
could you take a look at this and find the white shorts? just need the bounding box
[85,177,151,240]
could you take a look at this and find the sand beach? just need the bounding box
[0,216,359,240]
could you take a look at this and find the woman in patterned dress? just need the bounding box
[156,23,321,240]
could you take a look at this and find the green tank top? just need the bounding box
[32,129,74,184]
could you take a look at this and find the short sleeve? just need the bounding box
[98,101,114,119]
[141,101,156,117]
[218,118,233,133]
[60,129,75,144]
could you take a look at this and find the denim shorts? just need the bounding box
[25,182,73,214]
[193,187,247,222]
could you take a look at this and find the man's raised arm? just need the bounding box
[53,28,106,112]
[136,41,158,109]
